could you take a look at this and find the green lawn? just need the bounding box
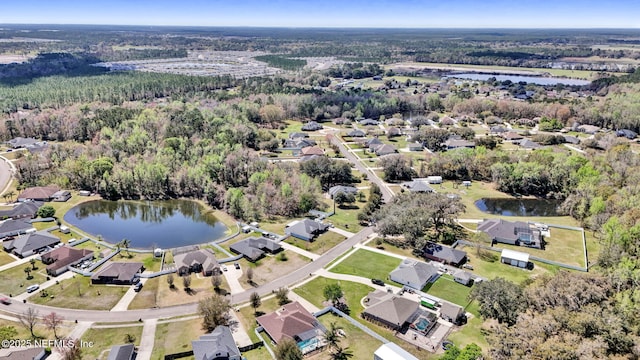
[128,277,160,310]
[446,302,490,352]
[401,62,603,80]
[29,276,126,310]
[324,200,364,232]
[461,247,549,285]
[0,250,15,266]
[81,325,143,359]
[330,249,402,281]
[285,231,346,255]
[423,274,472,307]
[0,317,71,341]
[152,317,206,360]
[0,259,47,296]
[316,314,383,359]
[293,277,374,316]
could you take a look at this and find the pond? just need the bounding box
[444,73,590,86]
[64,200,229,249]
[474,198,562,217]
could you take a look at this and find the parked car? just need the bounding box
[133,283,143,292]
[462,263,474,270]
[0,297,11,305]
[221,265,227,272]
[26,284,39,293]
[371,279,385,286]
[234,262,240,270]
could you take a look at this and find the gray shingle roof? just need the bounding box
[230,237,282,261]
[285,219,328,241]
[174,249,219,274]
[0,219,34,235]
[91,262,143,282]
[3,231,59,256]
[328,185,358,197]
[364,291,419,327]
[192,326,241,360]
[440,301,464,322]
[401,180,434,193]
[0,201,42,219]
[389,259,439,289]
[422,242,467,264]
[107,344,135,360]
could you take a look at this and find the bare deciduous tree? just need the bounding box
[19,307,39,338]
[43,312,64,339]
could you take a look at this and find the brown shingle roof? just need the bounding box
[256,301,318,343]
[91,262,143,282]
[18,186,60,200]
[44,246,93,271]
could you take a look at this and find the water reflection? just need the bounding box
[474,198,562,217]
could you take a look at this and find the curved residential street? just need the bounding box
[0,227,375,322]
[0,154,14,195]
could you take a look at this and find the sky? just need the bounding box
[1,0,639,28]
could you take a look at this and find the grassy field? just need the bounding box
[238,252,311,289]
[423,274,472,307]
[330,249,402,281]
[461,247,549,285]
[0,250,16,266]
[446,302,490,351]
[323,200,364,232]
[311,314,383,360]
[285,231,346,255]
[0,317,72,341]
[151,317,206,360]
[154,272,222,307]
[0,259,47,296]
[81,325,143,360]
[128,277,160,310]
[29,276,126,310]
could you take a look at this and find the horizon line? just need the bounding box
[1,23,640,30]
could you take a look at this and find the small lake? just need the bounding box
[475,198,562,217]
[64,200,229,249]
[444,73,590,86]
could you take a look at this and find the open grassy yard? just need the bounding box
[127,277,160,309]
[151,317,206,360]
[0,317,72,341]
[423,274,472,307]
[285,231,346,255]
[461,246,549,285]
[310,314,383,360]
[294,277,373,316]
[446,302,490,351]
[323,200,364,232]
[0,259,47,296]
[154,272,224,307]
[81,325,143,360]
[29,276,126,310]
[238,252,311,289]
[0,250,16,266]
[394,62,602,80]
[329,249,402,281]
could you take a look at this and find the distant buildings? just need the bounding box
[285,219,329,242]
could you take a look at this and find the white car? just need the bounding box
[26,284,39,293]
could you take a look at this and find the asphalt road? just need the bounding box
[0,227,374,322]
[328,135,394,203]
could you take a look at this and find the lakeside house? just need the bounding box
[173,248,220,276]
[17,186,60,202]
[42,245,94,276]
[0,201,43,220]
[91,262,144,285]
[421,241,467,267]
[230,237,282,262]
[3,231,60,258]
[477,218,542,249]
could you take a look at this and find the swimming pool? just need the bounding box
[298,338,320,354]
[414,317,430,332]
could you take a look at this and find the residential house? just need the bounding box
[617,129,638,139]
[421,241,467,267]
[230,237,282,262]
[440,116,455,126]
[374,343,419,360]
[387,127,402,137]
[407,142,423,151]
[3,231,60,257]
[389,259,440,290]
[285,219,329,242]
[562,135,580,144]
[0,347,46,360]
[477,219,542,249]
[347,129,366,137]
[301,121,323,131]
[444,138,475,150]
[501,249,531,269]
[401,179,435,193]
[0,201,43,220]
[107,344,135,360]
[426,176,443,184]
[453,270,472,286]
[6,137,38,149]
[51,190,71,202]
[328,185,358,198]
[192,326,241,360]
[440,301,465,325]
[300,146,324,156]
[385,118,404,126]
[490,126,508,134]
[502,132,524,141]
[518,139,543,149]
[173,248,219,276]
[283,138,316,150]
[288,132,309,140]
[358,118,379,126]
[362,290,419,332]
[576,124,600,134]
[375,144,397,156]
[0,219,35,239]
[91,262,144,285]
[365,138,384,151]
[17,186,60,202]
[257,301,326,354]
[42,245,94,276]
